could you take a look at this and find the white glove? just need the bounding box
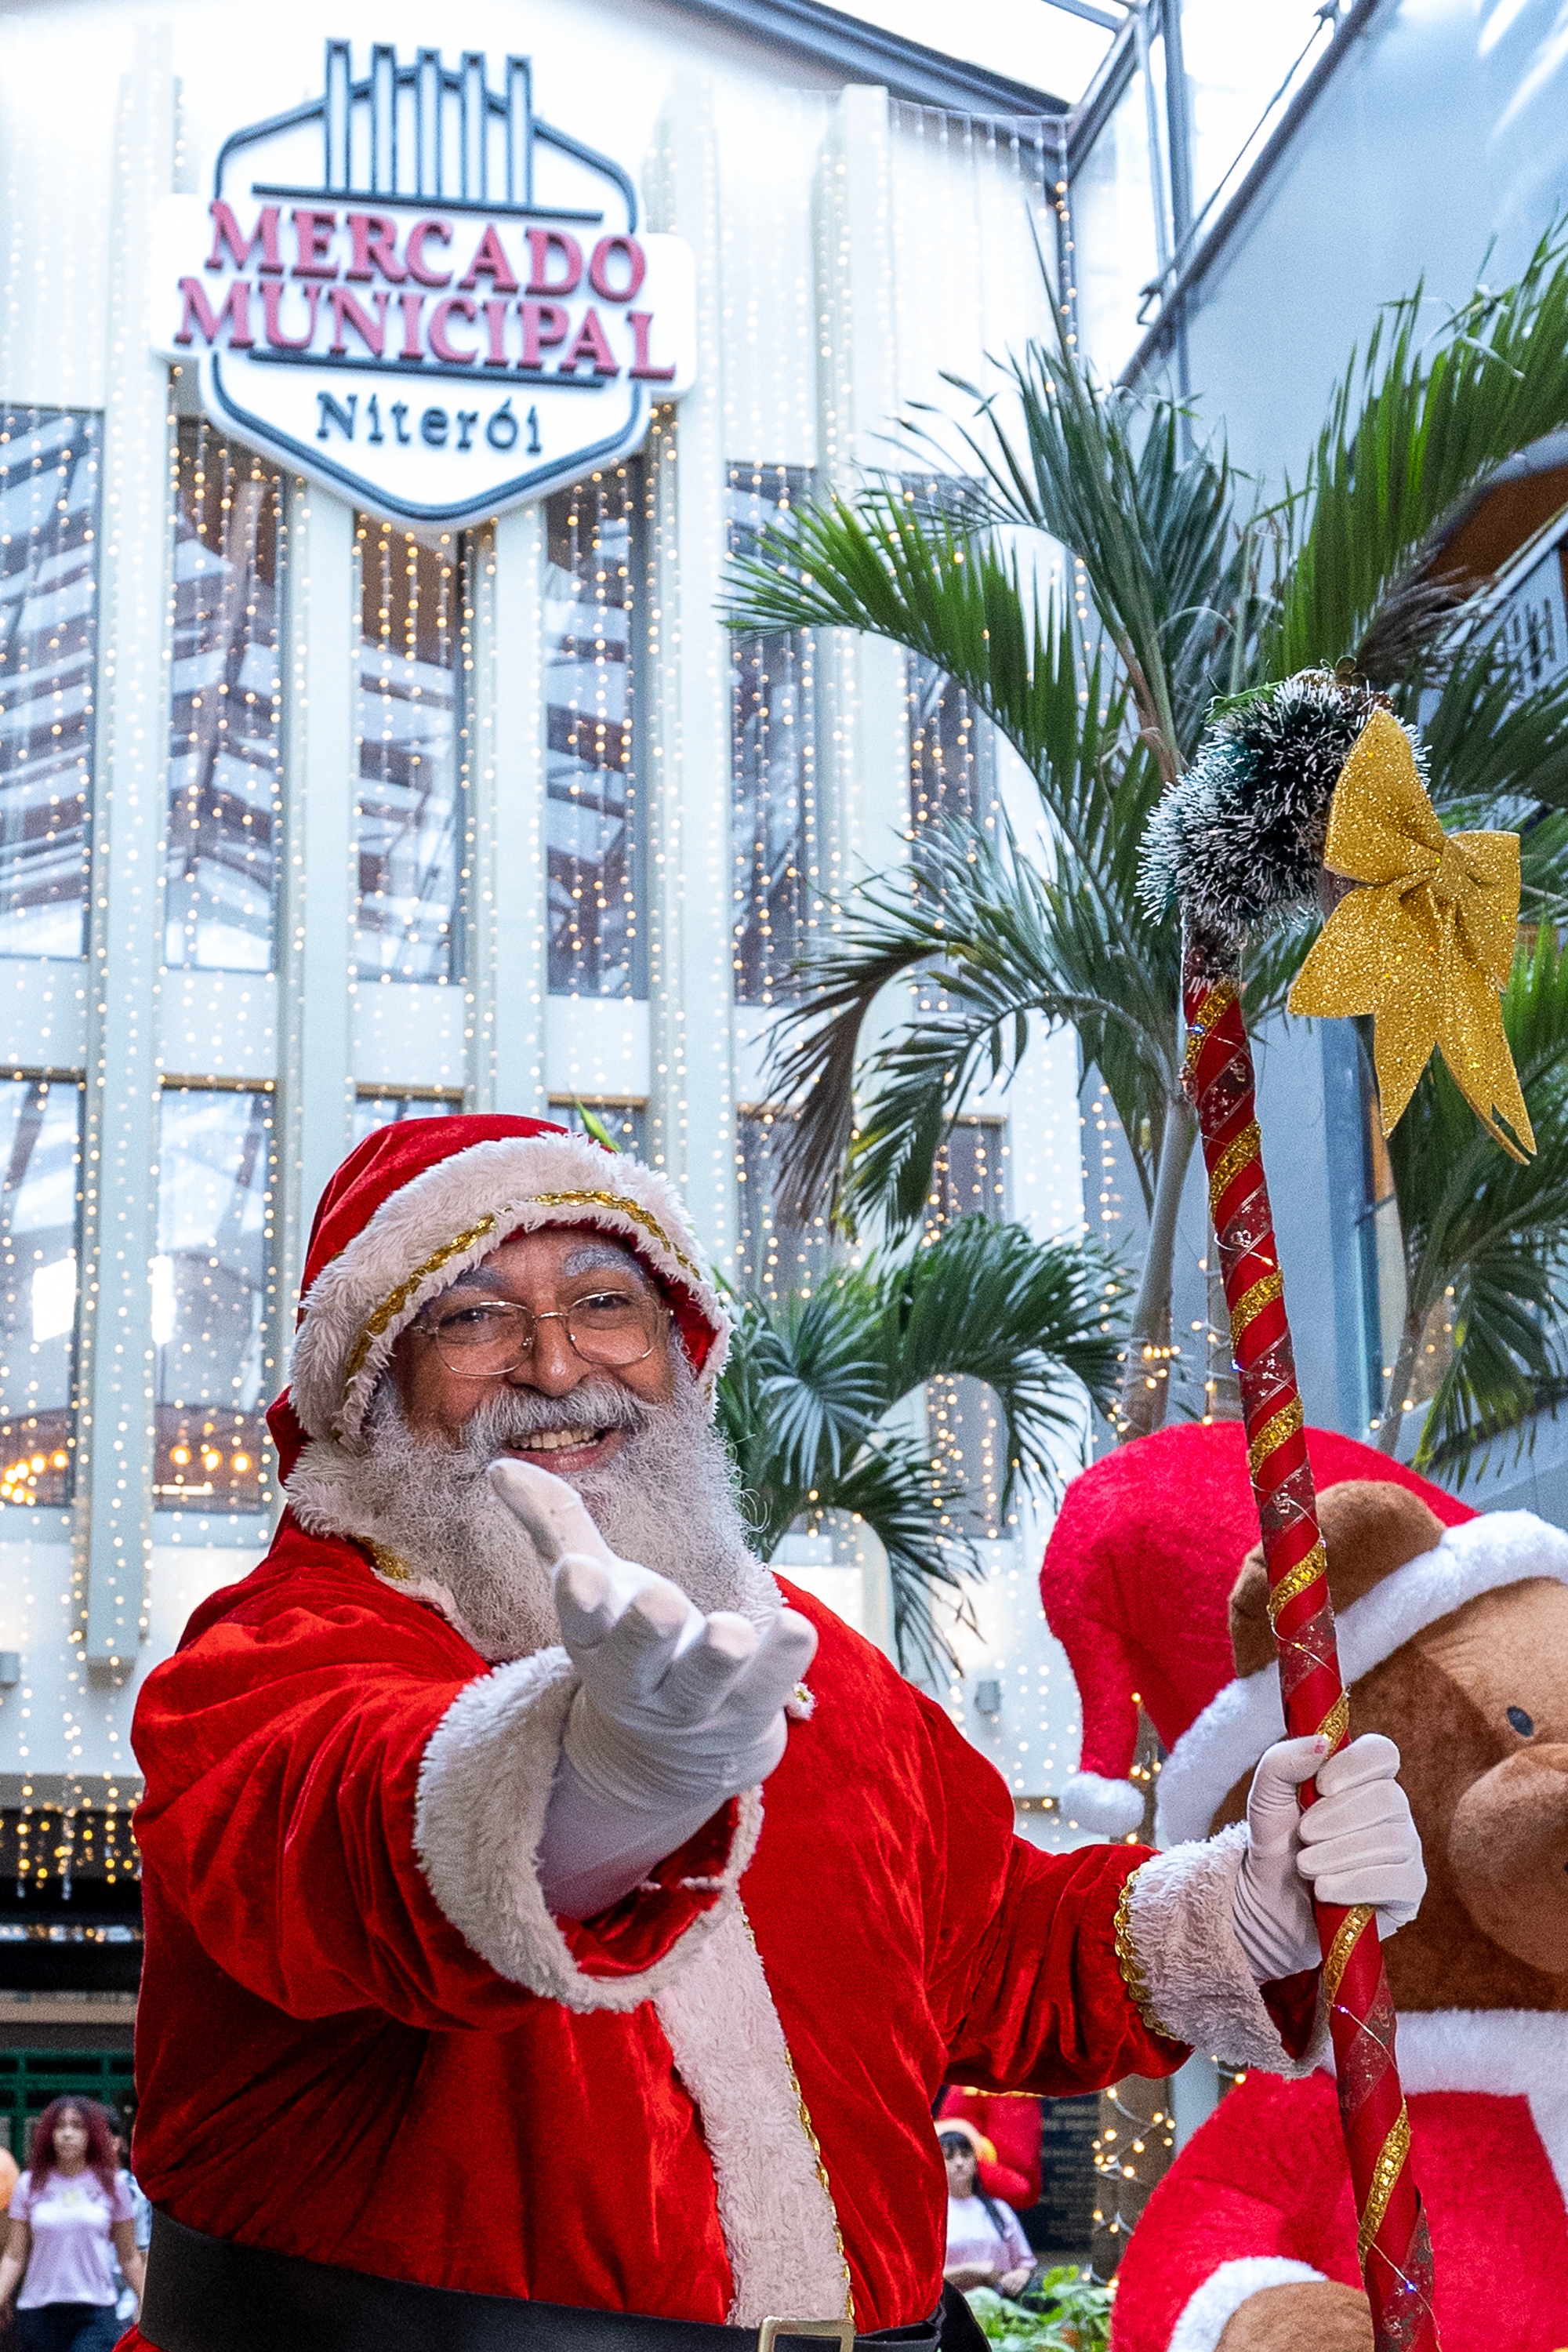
[1230,1732,1426,1984]
[488,1460,817,1918]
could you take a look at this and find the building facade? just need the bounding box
[0,0,1112,2085]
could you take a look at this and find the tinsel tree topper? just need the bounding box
[1140,666,1533,1160]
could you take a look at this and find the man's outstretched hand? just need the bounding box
[552,1548,817,1816]
[488,1457,817,1917]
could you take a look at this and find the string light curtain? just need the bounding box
[165,424,285,971]
[151,1085,275,1513]
[355,520,468,982]
[924,1119,1010,1537]
[0,409,99,960]
[728,464,820,1007]
[545,464,647,998]
[0,1077,81,1507]
[907,651,999,867]
[735,1109,830,1301]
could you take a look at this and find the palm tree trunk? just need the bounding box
[1118,1096,1196,1443]
[1377,1301,1425,1455]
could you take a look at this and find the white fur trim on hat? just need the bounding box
[1155,1512,1568,1848]
[1062,1770,1147,1838]
[413,1646,762,2012]
[292,1132,731,1446]
[1124,1824,1327,2076]
[1168,2259,1332,2352]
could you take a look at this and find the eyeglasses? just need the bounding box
[417,1289,668,1378]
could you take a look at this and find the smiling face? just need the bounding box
[392,1228,676,1472]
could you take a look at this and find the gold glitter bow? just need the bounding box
[1288,706,1534,1161]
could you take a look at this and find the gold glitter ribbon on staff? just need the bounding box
[1288,706,1534,1161]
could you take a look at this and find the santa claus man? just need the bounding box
[125,1116,1424,2352]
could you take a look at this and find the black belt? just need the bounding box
[140,2210,946,2352]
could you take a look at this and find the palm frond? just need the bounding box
[1272,225,1568,679]
[863,1214,1127,1508]
[768,817,1178,1230]
[1386,929,1568,1480]
[716,1217,1129,1672]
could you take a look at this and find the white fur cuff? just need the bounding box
[1125,1825,1326,2074]
[413,1647,761,2012]
[1169,2259,1330,2352]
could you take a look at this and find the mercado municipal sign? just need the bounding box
[151,42,697,525]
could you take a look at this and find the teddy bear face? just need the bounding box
[1428,1579,1568,1976]
[1214,1530,1568,2010]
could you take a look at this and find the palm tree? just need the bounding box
[716,1214,1125,1676]
[1377,928,1568,1477]
[722,229,1568,1451]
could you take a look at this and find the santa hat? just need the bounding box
[1037,1422,1480,1838]
[267,1114,730,1479]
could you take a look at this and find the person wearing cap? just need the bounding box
[125,1116,1425,2352]
[938,2122,1034,2301]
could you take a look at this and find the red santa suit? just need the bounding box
[1112,2013,1568,2351]
[125,1116,1322,2345]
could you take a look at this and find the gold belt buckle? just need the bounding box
[757,2322,856,2352]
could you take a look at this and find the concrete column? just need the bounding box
[77,30,176,1670]
[277,485,356,1323]
[643,78,736,1268]
[470,509,549,1116]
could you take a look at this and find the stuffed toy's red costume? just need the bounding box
[125,1121,1334,2350]
[1041,1425,1568,2352]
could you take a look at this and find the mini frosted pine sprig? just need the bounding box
[1138,668,1417,949]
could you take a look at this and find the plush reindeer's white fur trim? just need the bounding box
[1155,1512,1568,1848]
[1062,1771,1146,1838]
[413,1650,762,2012]
[1126,1824,1327,2075]
[291,1132,731,1446]
[1167,2258,1330,2352]
[655,1907,848,2326]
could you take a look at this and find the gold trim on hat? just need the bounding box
[336,1189,704,1414]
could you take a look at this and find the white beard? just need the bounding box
[287,1360,778,1662]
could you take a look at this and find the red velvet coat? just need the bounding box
[126,1517,1193,2337]
[1112,2025,1568,2351]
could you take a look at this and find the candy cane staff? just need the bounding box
[1140,668,1536,2352]
[124,1113,1423,2352]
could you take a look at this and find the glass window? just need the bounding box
[0,409,100,960]
[152,1087,276,1513]
[546,466,645,999]
[728,465,820,1009]
[351,1090,463,1146]
[355,521,468,982]
[907,652,999,857]
[1071,67,1161,379]
[0,1078,82,1508]
[736,1109,831,1302]
[1177,2,1331,229]
[925,1118,1011,1538]
[554,1099,647,1156]
[166,424,285,973]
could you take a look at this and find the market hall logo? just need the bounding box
[151,41,696,525]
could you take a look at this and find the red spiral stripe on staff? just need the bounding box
[1181,944,1439,2352]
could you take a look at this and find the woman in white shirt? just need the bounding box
[940,2120,1035,2299]
[0,2097,144,2351]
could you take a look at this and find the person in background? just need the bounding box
[940,2121,1035,2299]
[0,2099,143,2351]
